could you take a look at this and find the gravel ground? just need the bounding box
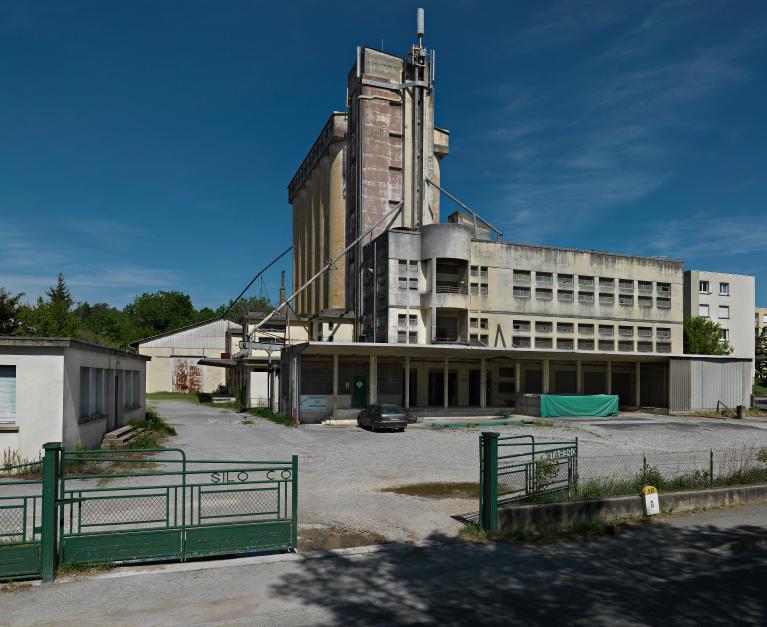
[153,400,767,543]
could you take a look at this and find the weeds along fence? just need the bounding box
[479,432,767,531]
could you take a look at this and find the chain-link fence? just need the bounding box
[536,445,767,503]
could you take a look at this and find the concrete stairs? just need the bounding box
[101,425,135,448]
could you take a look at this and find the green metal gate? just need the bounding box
[0,443,298,582]
[479,433,578,532]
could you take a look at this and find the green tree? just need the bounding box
[20,274,82,338]
[73,302,139,349]
[683,316,733,355]
[0,288,25,335]
[124,291,199,339]
[756,328,767,384]
[216,295,272,323]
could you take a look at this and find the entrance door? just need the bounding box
[352,376,367,408]
[428,371,443,406]
[469,370,480,406]
[448,372,458,406]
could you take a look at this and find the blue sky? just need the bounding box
[1,0,766,308]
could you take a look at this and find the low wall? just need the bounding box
[498,484,767,532]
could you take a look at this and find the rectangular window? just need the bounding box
[699,280,709,294]
[535,321,553,333]
[470,283,478,295]
[656,342,671,353]
[398,259,407,269]
[409,314,417,327]
[398,314,407,329]
[535,272,553,285]
[409,260,418,272]
[556,338,574,350]
[598,340,615,351]
[619,279,634,291]
[657,282,671,295]
[513,270,531,283]
[618,340,634,352]
[638,295,652,308]
[578,276,594,287]
[699,304,710,317]
[598,325,614,336]
[398,277,407,290]
[637,341,653,353]
[535,288,553,301]
[409,277,418,291]
[720,328,730,341]
[637,327,652,337]
[638,281,652,292]
[578,324,594,335]
[599,294,614,305]
[0,366,16,423]
[397,331,407,343]
[619,295,634,307]
[512,336,531,348]
[557,290,574,302]
[513,320,530,333]
[513,286,530,298]
[656,297,671,309]
[619,326,634,336]
[479,266,488,279]
[535,337,553,349]
[578,339,594,350]
[578,291,594,304]
[599,278,614,290]
[558,274,574,287]
[479,318,488,329]
[469,317,478,329]
[656,328,671,339]
[480,283,488,295]
[718,305,730,319]
[556,323,574,333]
[470,265,478,277]
[719,282,730,296]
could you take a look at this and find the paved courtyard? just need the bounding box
[155,400,767,543]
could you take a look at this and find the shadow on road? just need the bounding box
[272,521,767,625]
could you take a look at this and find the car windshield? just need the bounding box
[380,404,406,414]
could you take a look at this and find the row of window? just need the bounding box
[397,277,419,290]
[397,314,418,329]
[699,280,730,296]
[397,259,419,273]
[512,321,671,338]
[698,304,729,319]
[79,368,141,421]
[512,287,671,309]
[513,271,671,294]
[510,337,672,352]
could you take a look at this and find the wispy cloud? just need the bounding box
[479,3,767,242]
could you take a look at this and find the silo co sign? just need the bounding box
[210,471,250,483]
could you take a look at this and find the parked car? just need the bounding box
[357,404,416,432]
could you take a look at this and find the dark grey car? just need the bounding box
[357,404,414,432]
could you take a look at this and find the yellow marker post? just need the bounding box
[642,485,660,516]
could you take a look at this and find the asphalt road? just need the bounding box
[2,504,766,626]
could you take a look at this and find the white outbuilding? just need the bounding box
[0,337,149,461]
[132,319,242,394]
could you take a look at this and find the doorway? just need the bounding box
[352,376,368,408]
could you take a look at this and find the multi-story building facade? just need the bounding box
[248,11,755,421]
[756,307,767,335]
[683,270,755,362]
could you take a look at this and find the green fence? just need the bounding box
[479,433,579,532]
[0,443,298,582]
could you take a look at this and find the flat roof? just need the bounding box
[0,337,151,360]
[285,341,751,363]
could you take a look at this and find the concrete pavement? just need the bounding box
[2,504,766,626]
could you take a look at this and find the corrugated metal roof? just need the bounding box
[136,319,241,350]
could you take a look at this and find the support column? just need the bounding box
[404,356,411,409]
[542,359,550,394]
[443,357,449,409]
[40,442,61,583]
[606,361,612,395]
[576,360,583,395]
[369,354,378,405]
[635,361,641,408]
[480,358,487,409]
[515,361,521,393]
[331,353,339,416]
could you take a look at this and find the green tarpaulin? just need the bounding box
[539,394,619,418]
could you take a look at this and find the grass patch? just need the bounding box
[127,406,177,449]
[753,381,767,395]
[381,481,479,500]
[56,561,114,578]
[244,407,295,427]
[460,516,644,545]
[1,579,32,593]
[241,419,256,425]
[146,391,243,412]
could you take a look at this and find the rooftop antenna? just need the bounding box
[416,7,425,48]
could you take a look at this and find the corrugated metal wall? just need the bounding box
[140,320,240,350]
[670,357,751,412]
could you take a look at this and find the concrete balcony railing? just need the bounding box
[435,283,469,295]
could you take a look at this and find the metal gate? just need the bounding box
[479,433,578,532]
[1,443,298,581]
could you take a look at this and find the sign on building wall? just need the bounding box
[173,357,204,394]
[300,395,328,412]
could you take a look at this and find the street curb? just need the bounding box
[50,539,445,585]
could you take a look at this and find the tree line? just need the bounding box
[0,274,271,350]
